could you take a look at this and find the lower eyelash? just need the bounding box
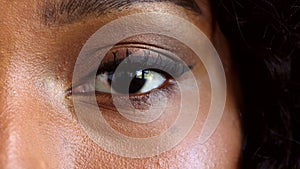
[94,79,178,112]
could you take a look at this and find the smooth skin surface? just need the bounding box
[0,0,242,168]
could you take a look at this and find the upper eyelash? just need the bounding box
[97,47,192,78]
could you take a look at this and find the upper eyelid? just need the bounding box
[98,49,191,76]
[92,44,194,79]
[95,42,187,64]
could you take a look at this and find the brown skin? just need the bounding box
[0,0,242,168]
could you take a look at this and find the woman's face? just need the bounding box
[0,0,242,168]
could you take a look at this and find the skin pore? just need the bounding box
[0,0,242,168]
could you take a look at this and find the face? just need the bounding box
[0,0,242,168]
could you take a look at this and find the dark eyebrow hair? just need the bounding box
[42,0,201,26]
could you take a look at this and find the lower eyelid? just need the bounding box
[95,81,178,111]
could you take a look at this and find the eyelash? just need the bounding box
[97,47,190,78]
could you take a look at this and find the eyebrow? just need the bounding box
[42,0,201,26]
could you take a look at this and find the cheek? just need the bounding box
[64,100,241,168]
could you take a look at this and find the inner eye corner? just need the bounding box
[64,88,73,97]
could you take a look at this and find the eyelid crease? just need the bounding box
[87,42,178,60]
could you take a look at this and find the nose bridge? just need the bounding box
[0,3,62,168]
[0,85,50,169]
[0,60,62,169]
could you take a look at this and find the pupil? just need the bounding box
[129,77,147,94]
[109,70,149,94]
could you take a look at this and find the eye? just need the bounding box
[96,69,167,95]
[70,44,192,99]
